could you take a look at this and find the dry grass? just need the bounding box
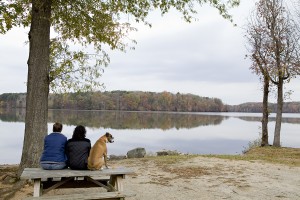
[134,147,300,167]
[203,146,300,167]
[163,166,212,178]
[150,154,198,165]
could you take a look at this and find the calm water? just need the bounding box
[0,109,299,164]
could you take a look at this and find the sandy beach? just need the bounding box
[1,153,300,200]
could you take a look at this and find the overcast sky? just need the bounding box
[1,0,300,105]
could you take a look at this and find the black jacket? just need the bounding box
[66,138,91,170]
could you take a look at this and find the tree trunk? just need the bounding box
[261,75,269,146]
[273,78,283,147]
[18,0,52,176]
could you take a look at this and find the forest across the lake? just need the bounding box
[1,91,300,113]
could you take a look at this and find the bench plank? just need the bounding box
[21,168,134,180]
[24,191,136,200]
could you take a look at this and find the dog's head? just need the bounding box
[105,132,114,143]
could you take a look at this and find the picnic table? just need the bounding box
[20,167,135,200]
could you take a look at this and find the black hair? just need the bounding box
[72,125,86,140]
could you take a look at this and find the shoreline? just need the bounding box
[1,154,300,200]
[1,147,300,200]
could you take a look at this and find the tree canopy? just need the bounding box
[1,0,240,92]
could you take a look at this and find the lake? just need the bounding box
[0,109,299,164]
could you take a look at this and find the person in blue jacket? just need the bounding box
[66,125,91,170]
[40,122,67,170]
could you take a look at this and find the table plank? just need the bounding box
[21,168,134,180]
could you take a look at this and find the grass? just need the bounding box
[202,146,300,167]
[136,147,300,167]
[146,154,198,165]
[121,154,199,168]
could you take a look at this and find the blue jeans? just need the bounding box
[40,162,66,170]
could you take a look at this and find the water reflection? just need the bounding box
[237,116,300,124]
[2,109,300,128]
[0,109,299,164]
[0,109,227,130]
[0,108,24,122]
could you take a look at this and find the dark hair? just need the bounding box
[72,125,86,140]
[53,122,63,132]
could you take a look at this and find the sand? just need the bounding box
[2,156,300,200]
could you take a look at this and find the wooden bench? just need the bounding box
[23,191,135,200]
[20,167,135,200]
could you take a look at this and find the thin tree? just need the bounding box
[0,0,240,176]
[246,0,300,147]
[245,3,272,146]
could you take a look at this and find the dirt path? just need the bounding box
[2,156,300,200]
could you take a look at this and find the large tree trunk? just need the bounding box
[273,78,283,147]
[18,0,52,176]
[261,75,269,146]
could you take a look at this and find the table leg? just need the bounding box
[33,179,42,197]
[115,176,124,192]
[110,175,124,192]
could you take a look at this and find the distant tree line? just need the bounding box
[1,91,300,113]
[0,91,226,112]
[0,93,26,108]
[227,102,300,113]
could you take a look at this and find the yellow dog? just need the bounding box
[88,132,114,170]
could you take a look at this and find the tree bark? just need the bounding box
[18,0,52,176]
[261,75,269,146]
[273,78,283,147]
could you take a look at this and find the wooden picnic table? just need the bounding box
[20,167,135,200]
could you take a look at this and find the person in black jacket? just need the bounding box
[66,125,91,170]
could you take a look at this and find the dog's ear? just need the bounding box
[105,132,110,136]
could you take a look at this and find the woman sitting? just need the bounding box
[66,125,91,170]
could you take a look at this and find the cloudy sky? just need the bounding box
[1,0,300,105]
